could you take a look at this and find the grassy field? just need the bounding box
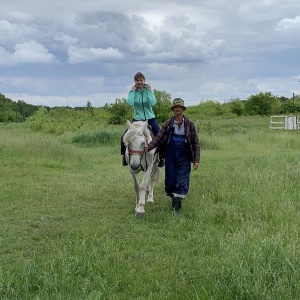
[0,116,300,300]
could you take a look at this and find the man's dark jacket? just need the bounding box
[148,116,200,163]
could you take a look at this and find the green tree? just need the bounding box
[86,100,94,116]
[228,98,245,116]
[107,98,133,124]
[244,92,281,116]
[153,90,172,123]
[195,100,225,117]
[0,94,15,122]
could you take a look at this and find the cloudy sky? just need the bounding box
[1,0,300,107]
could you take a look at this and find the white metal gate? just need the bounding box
[270,115,299,130]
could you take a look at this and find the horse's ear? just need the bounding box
[127,120,131,128]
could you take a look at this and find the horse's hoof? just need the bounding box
[135,212,144,218]
[146,199,154,204]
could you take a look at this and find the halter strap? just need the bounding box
[128,146,145,155]
[127,146,148,171]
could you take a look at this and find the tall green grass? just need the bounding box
[0,118,300,299]
[72,130,120,147]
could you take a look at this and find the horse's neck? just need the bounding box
[145,126,155,141]
[149,131,155,141]
[143,128,152,144]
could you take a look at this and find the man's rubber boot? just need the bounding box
[158,158,165,168]
[172,197,182,216]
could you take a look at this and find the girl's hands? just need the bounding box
[131,83,151,91]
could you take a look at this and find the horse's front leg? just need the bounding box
[130,172,140,210]
[130,172,144,218]
[147,182,155,203]
[135,175,145,218]
[146,169,155,203]
[138,166,153,208]
[147,160,159,203]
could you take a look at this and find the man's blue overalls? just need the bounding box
[165,132,191,198]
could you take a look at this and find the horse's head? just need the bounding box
[124,121,149,171]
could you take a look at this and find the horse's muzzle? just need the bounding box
[130,161,140,170]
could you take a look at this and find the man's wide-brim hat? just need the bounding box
[170,98,186,110]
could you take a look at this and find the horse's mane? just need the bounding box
[123,121,151,145]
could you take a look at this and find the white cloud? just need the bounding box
[0,40,58,66]
[0,40,56,66]
[14,40,58,63]
[0,0,300,107]
[54,32,78,48]
[0,20,47,48]
[275,15,300,31]
[67,46,123,64]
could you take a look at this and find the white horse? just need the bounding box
[123,120,160,218]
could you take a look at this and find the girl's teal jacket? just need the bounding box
[126,84,157,121]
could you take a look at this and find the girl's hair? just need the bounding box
[134,72,145,81]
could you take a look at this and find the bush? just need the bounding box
[72,131,120,146]
[106,99,133,125]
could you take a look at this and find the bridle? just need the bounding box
[127,145,149,171]
[127,146,145,156]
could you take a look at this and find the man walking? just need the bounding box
[144,98,200,215]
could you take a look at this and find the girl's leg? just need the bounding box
[148,118,164,166]
[147,118,160,136]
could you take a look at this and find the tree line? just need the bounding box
[0,91,299,125]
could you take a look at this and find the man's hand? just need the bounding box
[147,84,152,90]
[193,162,199,170]
[144,145,148,152]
